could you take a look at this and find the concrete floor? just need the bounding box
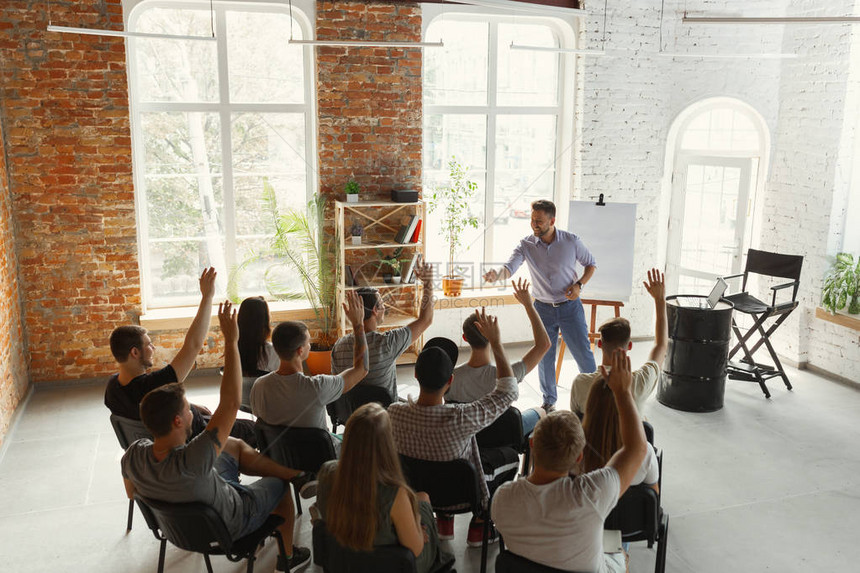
[1,342,858,572]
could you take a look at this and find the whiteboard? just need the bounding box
[568,201,637,302]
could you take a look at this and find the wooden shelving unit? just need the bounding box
[335,200,427,363]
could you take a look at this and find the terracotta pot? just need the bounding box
[305,349,332,375]
[442,275,464,297]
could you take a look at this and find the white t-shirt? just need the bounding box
[492,468,623,573]
[446,360,527,403]
[571,360,662,415]
[635,445,659,486]
[250,371,344,430]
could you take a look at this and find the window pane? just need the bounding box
[680,108,761,152]
[148,239,218,305]
[424,20,488,105]
[497,24,559,107]
[133,8,218,102]
[141,112,222,175]
[424,114,487,172]
[227,11,305,103]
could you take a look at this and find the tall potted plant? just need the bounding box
[228,182,340,373]
[822,252,860,314]
[429,156,480,296]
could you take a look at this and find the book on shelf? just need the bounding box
[393,215,415,243]
[408,218,422,243]
[404,252,421,283]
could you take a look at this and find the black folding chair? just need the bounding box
[241,367,270,414]
[604,449,669,573]
[722,249,804,398]
[399,455,492,573]
[254,420,337,515]
[495,548,582,573]
[109,413,153,532]
[327,384,393,433]
[475,406,529,482]
[134,494,287,573]
[312,519,418,573]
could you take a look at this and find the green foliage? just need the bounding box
[376,247,404,275]
[429,156,480,274]
[344,178,361,195]
[228,181,340,347]
[821,252,860,314]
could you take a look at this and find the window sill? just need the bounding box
[815,307,860,331]
[140,300,318,332]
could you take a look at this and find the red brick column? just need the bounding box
[316,1,423,202]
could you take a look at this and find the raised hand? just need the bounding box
[473,307,501,345]
[199,267,217,299]
[483,268,499,283]
[218,301,238,342]
[643,268,665,301]
[415,262,434,288]
[601,348,632,396]
[511,278,532,306]
[342,290,365,326]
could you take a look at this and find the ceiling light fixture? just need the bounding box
[288,39,443,48]
[683,16,860,25]
[46,24,216,41]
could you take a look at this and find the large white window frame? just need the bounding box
[421,6,576,283]
[126,0,317,310]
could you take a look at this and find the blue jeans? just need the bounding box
[215,452,286,539]
[534,299,596,405]
[521,408,541,437]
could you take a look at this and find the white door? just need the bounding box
[667,155,756,296]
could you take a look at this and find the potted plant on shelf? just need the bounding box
[345,178,360,203]
[822,252,860,314]
[377,247,404,284]
[350,221,364,245]
[228,183,340,374]
[429,156,480,297]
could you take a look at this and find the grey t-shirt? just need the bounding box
[250,371,344,430]
[446,360,527,403]
[331,327,412,399]
[121,430,245,538]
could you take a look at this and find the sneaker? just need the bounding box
[436,514,454,540]
[466,519,499,548]
[290,472,318,499]
[276,545,311,571]
[541,402,556,413]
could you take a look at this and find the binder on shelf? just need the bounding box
[404,252,421,283]
[399,215,420,244]
[394,215,416,243]
[408,218,422,243]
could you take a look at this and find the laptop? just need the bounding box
[676,277,729,309]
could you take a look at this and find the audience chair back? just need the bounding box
[254,420,337,515]
[327,384,393,433]
[109,414,152,532]
[241,367,269,414]
[134,494,286,573]
[312,519,417,573]
[603,450,669,573]
[476,407,531,478]
[722,248,804,398]
[399,455,492,573]
[495,548,585,573]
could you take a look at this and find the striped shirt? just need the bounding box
[388,376,518,506]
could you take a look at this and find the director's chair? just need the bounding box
[722,249,804,398]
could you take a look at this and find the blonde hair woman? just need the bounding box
[315,403,453,572]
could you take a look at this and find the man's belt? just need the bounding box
[535,299,571,308]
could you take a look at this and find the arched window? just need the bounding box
[422,8,576,285]
[664,98,770,295]
[127,1,316,309]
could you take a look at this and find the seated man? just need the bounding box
[121,302,312,570]
[570,267,667,416]
[389,308,518,547]
[105,267,254,445]
[446,278,550,436]
[250,291,368,448]
[492,349,648,572]
[330,264,434,400]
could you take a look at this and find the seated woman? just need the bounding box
[581,380,659,489]
[315,403,453,573]
[238,296,280,409]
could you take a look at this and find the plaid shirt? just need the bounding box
[388,376,518,507]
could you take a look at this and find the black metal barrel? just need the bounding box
[657,295,734,412]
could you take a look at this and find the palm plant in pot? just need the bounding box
[822,252,860,314]
[228,183,340,373]
[429,156,480,296]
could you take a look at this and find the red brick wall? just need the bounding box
[0,97,29,447]
[316,1,423,202]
